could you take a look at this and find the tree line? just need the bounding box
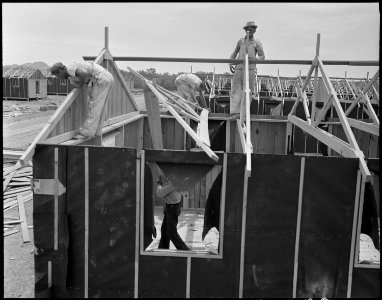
[120,68,231,91]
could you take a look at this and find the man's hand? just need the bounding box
[229,64,236,74]
[152,226,157,239]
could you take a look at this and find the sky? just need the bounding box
[2,2,380,78]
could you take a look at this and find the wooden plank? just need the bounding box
[346,171,361,297]
[108,55,139,111]
[347,118,379,136]
[144,88,163,149]
[84,147,89,297]
[4,229,20,237]
[237,120,247,154]
[174,121,184,150]
[195,181,201,208]
[258,122,268,154]
[293,157,306,297]
[197,109,211,147]
[115,126,124,147]
[142,118,154,149]
[288,115,358,158]
[166,119,175,150]
[3,220,22,225]
[103,111,142,127]
[43,130,78,144]
[137,118,144,150]
[318,58,360,151]
[368,134,379,158]
[134,156,140,298]
[238,170,250,298]
[18,87,82,166]
[225,120,231,152]
[4,186,31,196]
[274,121,286,154]
[251,121,260,153]
[3,150,24,160]
[345,70,379,116]
[3,169,19,192]
[17,194,30,243]
[8,182,31,187]
[12,176,31,182]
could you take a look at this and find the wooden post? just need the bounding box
[311,33,320,124]
[105,26,109,50]
[143,85,163,149]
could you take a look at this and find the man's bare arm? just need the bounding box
[74,67,92,86]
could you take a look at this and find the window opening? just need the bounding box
[12,79,20,88]
[356,171,380,267]
[141,152,226,258]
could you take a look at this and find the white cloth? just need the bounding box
[67,62,114,136]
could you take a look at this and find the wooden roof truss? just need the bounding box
[287,34,379,182]
[127,66,219,162]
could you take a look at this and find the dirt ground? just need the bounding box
[3,96,66,298]
[3,95,67,125]
[3,201,35,298]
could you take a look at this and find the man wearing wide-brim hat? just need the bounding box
[229,21,265,114]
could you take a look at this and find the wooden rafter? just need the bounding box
[287,34,373,181]
[127,66,218,162]
[345,70,379,118]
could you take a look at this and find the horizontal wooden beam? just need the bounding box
[44,130,79,144]
[288,115,371,181]
[3,150,24,160]
[347,118,379,136]
[237,120,247,154]
[288,115,358,158]
[18,87,82,166]
[83,56,379,66]
[103,111,142,127]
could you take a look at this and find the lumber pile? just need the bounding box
[3,160,33,242]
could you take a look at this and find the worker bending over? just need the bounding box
[229,21,265,114]
[175,73,208,109]
[50,61,114,139]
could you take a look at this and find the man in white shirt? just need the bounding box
[50,61,114,139]
[229,21,265,114]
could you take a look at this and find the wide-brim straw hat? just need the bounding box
[243,21,258,30]
[50,62,65,75]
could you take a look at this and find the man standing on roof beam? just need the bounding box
[50,61,114,139]
[229,21,265,114]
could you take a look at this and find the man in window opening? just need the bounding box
[175,73,208,109]
[50,61,114,139]
[229,21,265,114]
[156,175,189,250]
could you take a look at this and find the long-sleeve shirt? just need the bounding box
[156,181,181,204]
[230,37,265,69]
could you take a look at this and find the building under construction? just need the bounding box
[14,28,379,298]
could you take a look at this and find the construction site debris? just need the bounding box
[3,161,33,242]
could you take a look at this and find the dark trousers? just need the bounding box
[158,202,189,250]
